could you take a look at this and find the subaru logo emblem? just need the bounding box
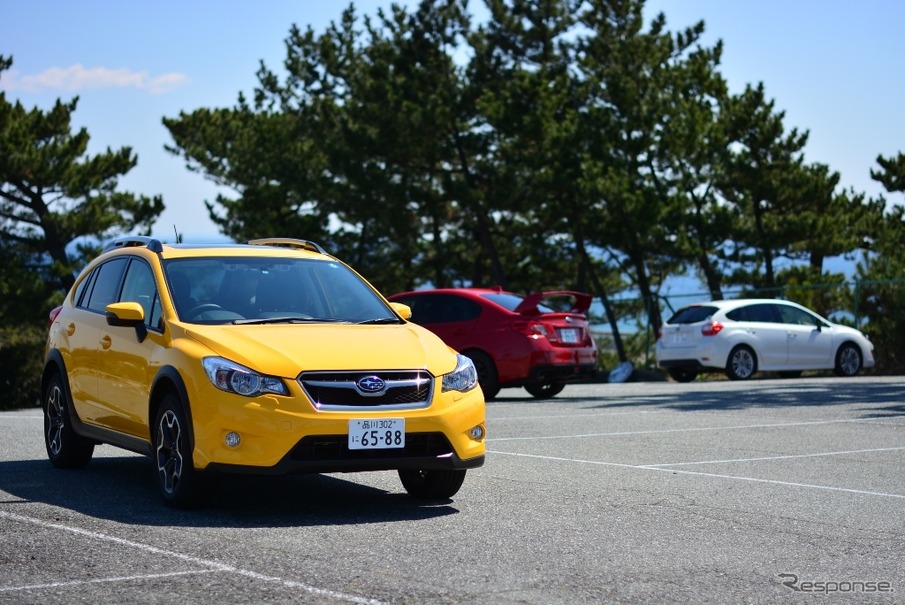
[357,376,386,393]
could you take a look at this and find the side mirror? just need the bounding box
[390,302,412,320]
[106,302,148,343]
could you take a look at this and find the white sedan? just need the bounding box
[656,298,875,382]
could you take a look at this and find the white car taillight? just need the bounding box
[702,321,724,336]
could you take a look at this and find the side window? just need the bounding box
[445,297,481,322]
[120,259,162,330]
[73,270,96,307]
[777,305,819,327]
[739,303,780,323]
[725,307,745,322]
[408,295,481,324]
[85,258,129,313]
[405,295,443,324]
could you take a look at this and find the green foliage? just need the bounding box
[1,56,164,291]
[596,330,657,373]
[0,242,60,409]
[0,55,166,408]
[856,279,905,373]
[871,152,905,193]
[854,203,905,373]
[0,324,45,410]
[773,266,849,319]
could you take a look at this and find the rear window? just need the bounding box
[666,305,719,325]
[481,293,555,314]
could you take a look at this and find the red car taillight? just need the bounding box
[701,320,723,336]
[511,320,548,338]
[48,306,62,327]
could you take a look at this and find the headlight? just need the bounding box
[442,354,479,393]
[202,357,288,397]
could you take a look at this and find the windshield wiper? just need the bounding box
[356,317,402,325]
[233,317,345,325]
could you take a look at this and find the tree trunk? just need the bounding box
[577,241,626,362]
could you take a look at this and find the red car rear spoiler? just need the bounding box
[515,291,592,315]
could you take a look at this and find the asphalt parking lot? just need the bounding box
[1,376,903,604]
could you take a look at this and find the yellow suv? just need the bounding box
[43,237,485,508]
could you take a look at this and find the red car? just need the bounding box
[388,288,598,399]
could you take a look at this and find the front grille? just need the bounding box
[289,432,453,461]
[299,370,433,410]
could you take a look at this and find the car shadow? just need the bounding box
[0,457,459,528]
[580,380,905,417]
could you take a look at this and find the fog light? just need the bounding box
[225,431,241,448]
[469,425,485,440]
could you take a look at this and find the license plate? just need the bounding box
[671,332,688,344]
[560,328,579,343]
[348,418,405,450]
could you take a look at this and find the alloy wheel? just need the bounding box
[156,410,184,495]
[45,384,65,457]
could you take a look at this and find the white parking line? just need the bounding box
[490,410,666,421]
[0,510,384,604]
[643,467,905,499]
[0,570,221,593]
[487,417,884,442]
[644,446,905,467]
[487,450,905,499]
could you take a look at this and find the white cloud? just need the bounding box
[0,64,190,94]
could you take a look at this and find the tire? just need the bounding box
[725,345,757,380]
[43,373,94,469]
[154,394,209,509]
[668,368,698,383]
[465,350,500,401]
[398,469,466,499]
[834,342,863,377]
[524,382,566,399]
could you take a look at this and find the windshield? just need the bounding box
[164,257,395,324]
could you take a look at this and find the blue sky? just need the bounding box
[3,1,904,242]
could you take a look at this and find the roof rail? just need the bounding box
[103,236,164,254]
[246,238,329,255]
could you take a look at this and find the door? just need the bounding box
[729,303,790,368]
[403,294,482,351]
[68,257,129,424]
[776,305,834,368]
[95,258,164,439]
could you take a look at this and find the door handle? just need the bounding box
[100,334,112,349]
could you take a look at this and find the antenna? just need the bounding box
[173,225,182,244]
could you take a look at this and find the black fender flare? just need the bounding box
[42,349,79,421]
[149,366,196,452]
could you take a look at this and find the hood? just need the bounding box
[183,322,457,378]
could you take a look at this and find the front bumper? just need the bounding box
[189,379,486,474]
[207,435,485,476]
